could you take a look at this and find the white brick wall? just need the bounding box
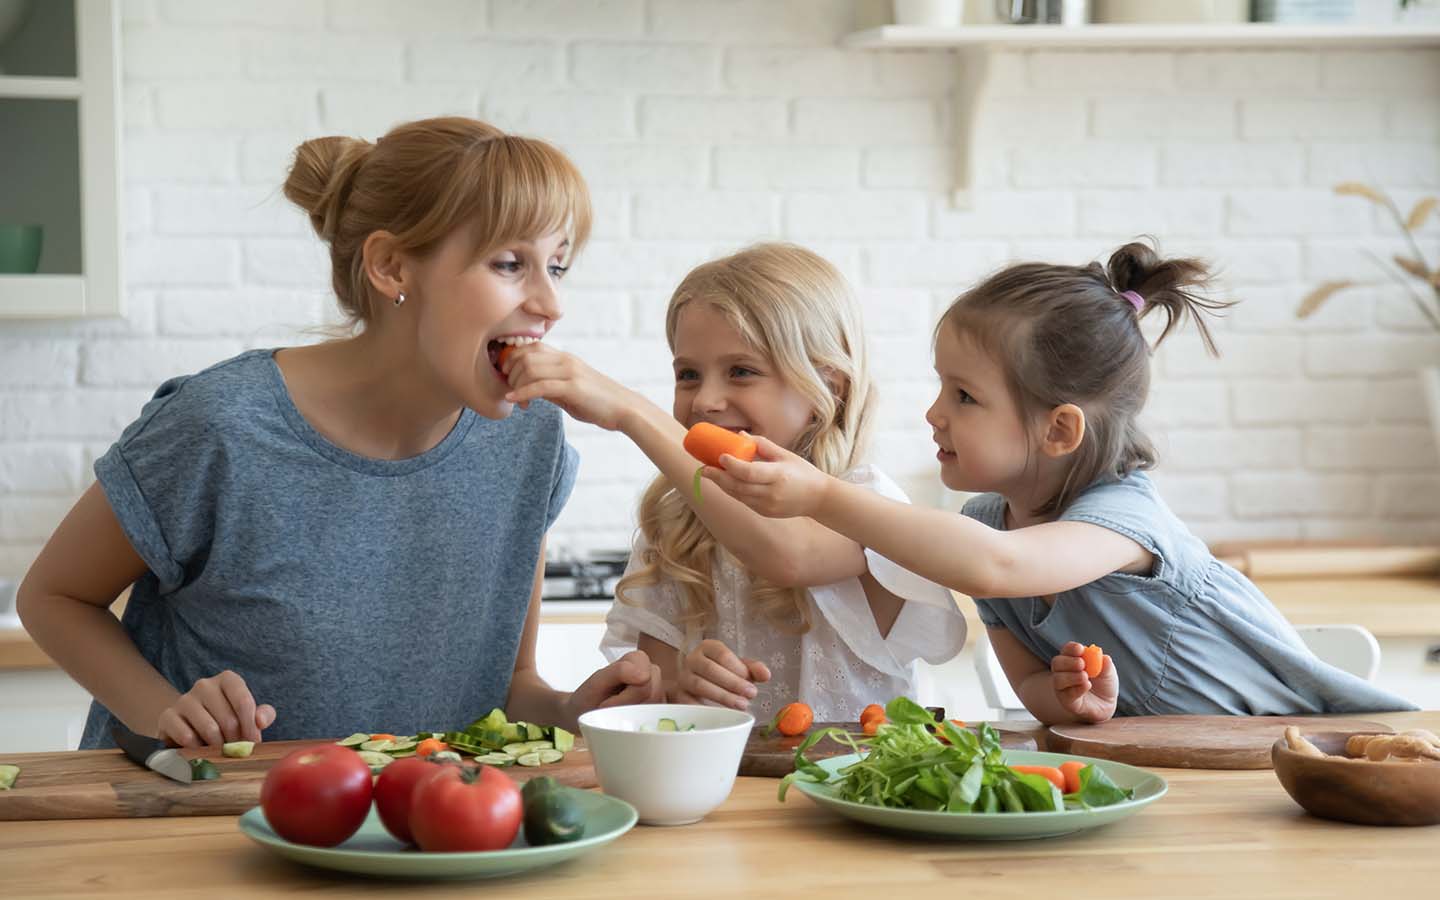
[1,0,1438,570]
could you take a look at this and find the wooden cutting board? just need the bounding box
[0,738,597,821]
[1045,715,1395,770]
[738,721,1038,778]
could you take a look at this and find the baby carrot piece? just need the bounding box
[1081,644,1104,679]
[860,704,885,725]
[683,422,758,468]
[862,715,885,736]
[415,738,448,759]
[497,345,516,368]
[1010,764,1067,793]
[369,733,398,742]
[770,702,813,737]
[1060,760,1086,794]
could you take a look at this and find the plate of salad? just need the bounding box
[779,698,1166,840]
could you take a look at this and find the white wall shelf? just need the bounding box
[843,23,1440,50]
[841,23,1440,208]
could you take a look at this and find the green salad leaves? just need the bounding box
[778,697,1132,814]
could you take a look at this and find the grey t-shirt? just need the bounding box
[964,472,1415,716]
[79,349,579,748]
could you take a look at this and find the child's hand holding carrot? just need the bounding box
[672,639,771,711]
[501,343,639,432]
[699,434,832,519]
[1050,641,1117,724]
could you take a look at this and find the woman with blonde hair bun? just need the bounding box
[505,242,967,723]
[20,117,663,750]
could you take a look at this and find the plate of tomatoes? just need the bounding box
[239,744,636,879]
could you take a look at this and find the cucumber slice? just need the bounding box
[551,727,575,752]
[388,751,417,758]
[502,743,531,757]
[0,764,19,790]
[479,753,516,766]
[356,750,393,773]
[522,740,553,752]
[336,733,369,747]
[431,750,463,763]
[657,718,678,732]
[501,723,524,743]
[524,722,544,741]
[221,741,254,758]
[385,739,418,752]
[515,752,543,767]
[537,749,564,765]
[189,759,221,781]
[359,739,396,752]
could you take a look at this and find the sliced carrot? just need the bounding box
[1060,760,1086,794]
[771,702,813,737]
[368,733,398,742]
[862,716,884,736]
[860,704,885,724]
[1081,644,1104,679]
[1010,764,1066,793]
[683,422,758,468]
[415,738,448,759]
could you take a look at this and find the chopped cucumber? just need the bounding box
[189,759,220,781]
[479,753,516,766]
[524,722,544,741]
[502,743,531,757]
[336,733,369,748]
[431,750,463,763]
[356,750,394,773]
[551,727,575,752]
[522,777,585,846]
[657,718,678,732]
[384,739,418,753]
[516,752,544,767]
[536,749,564,765]
[522,740,553,752]
[502,723,524,743]
[0,764,19,790]
[221,741,254,758]
[389,751,417,758]
[359,739,396,752]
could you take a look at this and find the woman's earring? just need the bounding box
[394,291,406,307]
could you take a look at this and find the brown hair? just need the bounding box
[282,116,592,324]
[937,239,1232,517]
[615,243,877,647]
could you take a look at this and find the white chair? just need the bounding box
[1295,623,1381,682]
[974,632,1028,720]
[971,623,1382,720]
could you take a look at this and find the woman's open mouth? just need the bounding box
[487,336,540,381]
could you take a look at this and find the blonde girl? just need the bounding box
[706,241,1415,724]
[19,117,662,749]
[503,243,966,723]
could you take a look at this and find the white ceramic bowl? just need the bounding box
[578,704,753,826]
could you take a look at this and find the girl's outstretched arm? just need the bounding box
[504,346,868,588]
[705,436,1152,599]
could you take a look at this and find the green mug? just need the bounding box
[0,224,44,274]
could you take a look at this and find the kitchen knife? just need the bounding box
[111,723,193,784]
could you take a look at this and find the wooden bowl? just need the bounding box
[1271,731,1440,827]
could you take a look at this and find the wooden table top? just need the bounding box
[4,711,1437,898]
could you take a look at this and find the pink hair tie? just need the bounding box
[1119,290,1145,312]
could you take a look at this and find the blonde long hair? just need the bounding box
[615,243,877,650]
[282,116,591,325]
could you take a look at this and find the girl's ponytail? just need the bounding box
[1105,240,1231,355]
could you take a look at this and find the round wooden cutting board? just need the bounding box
[1045,715,1395,769]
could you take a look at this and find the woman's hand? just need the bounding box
[699,435,831,519]
[502,344,637,432]
[157,670,276,748]
[565,650,666,723]
[671,639,770,711]
[1050,642,1117,724]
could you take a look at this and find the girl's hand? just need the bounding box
[672,639,771,711]
[502,344,636,432]
[700,434,830,519]
[566,650,665,722]
[158,670,276,748]
[1050,642,1117,723]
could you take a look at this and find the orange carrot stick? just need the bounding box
[1010,764,1067,793]
[1081,644,1104,679]
[1060,760,1086,794]
[683,422,757,468]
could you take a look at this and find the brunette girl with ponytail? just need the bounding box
[707,239,1416,724]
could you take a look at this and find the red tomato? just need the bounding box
[410,764,522,852]
[373,756,450,845]
[260,746,373,847]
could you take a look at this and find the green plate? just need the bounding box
[791,749,1166,840]
[238,789,637,879]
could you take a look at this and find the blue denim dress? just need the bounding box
[963,472,1417,716]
